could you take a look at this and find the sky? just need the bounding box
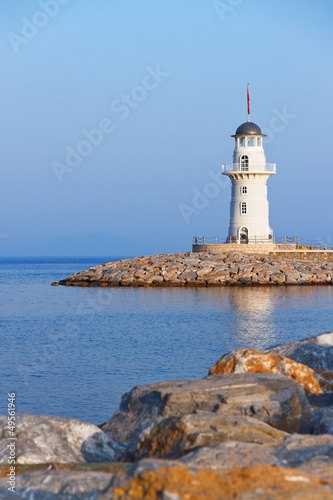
[0,0,332,256]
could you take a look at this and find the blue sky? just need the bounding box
[0,0,332,255]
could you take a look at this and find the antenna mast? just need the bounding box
[247,83,250,122]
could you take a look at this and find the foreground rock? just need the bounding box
[0,415,126,464]
[0,462,125,477]
[135,413,287,460]
[57,251,333,287]
[2,332,333,498]
[0,469,114,499]
[102,373,311,457]
[181,434,333,480]
[311,407,333,434]
[268,331,333,370]
[2,461,333,499]
[209,348,333,395]
[100,460,333,499]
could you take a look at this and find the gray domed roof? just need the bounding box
[232,121,265,136]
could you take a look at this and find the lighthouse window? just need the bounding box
[240,155,249,171]
[241,137,245,147]
[257,137,261,146]
[241,202,247,214]
[242,186,247,194]
[247,138,254,146]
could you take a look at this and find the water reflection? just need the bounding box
[129,286,332,354]
[187,286,332,353]
[226,288,276,350]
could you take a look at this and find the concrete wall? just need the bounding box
[192,244,296,254]
[192,244,333,261]
[269,251,333,262]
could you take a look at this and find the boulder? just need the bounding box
[308,393,333,412]
[311,407,333,435]
[0,470,113,499]
[181,433,333,479]
[177,270,197,281]
[0,415,126,464]
[102,374,311,456]
[135,413,287,460]
[3,442,333,498]
[100,459,333,499]
[163,270,181,282]
[196,267,214,276]
[270,272,286,284]
[208,348,328,395]
[267,331,333,370]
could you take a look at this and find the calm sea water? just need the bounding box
[0,257,332,425]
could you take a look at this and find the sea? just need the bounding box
[0,257,332,425]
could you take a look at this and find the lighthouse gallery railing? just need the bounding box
[222,162,276,173]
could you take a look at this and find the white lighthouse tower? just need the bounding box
[222,88,276,244]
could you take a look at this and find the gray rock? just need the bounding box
[239,276,252,284]
[182,258,200,266]
[102,267,121,277]
[285,277,298,284]
[270,272,286,283]
[285,271,301,279]
[135,413,287,460]
[268,331,333,370]
[102,373,311,456]
[308,393,333,412]
[181,433,333,479]
[99,457,333,499]
[177,270,197,280]
[81,430,127,462]
[311,407,333,434]
[0,415,126,464]
[297,278,312,284]
[0,470,113,499]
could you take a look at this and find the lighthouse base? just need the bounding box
[192,243,297,255]
[228,237,273,245]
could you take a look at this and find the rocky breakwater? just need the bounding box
[2,332,333,498]
[57,251,333,287]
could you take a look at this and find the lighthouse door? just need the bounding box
[240,227,248,244]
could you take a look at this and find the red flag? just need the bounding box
[247,84,250,117]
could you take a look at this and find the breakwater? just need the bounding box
[56,251,333,287]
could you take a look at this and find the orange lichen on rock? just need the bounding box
[209,349,329,395]
[135,418,193,460]
[315,369,333,393]
[110,464,333,500]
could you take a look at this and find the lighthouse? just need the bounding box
[222,87,276,244]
